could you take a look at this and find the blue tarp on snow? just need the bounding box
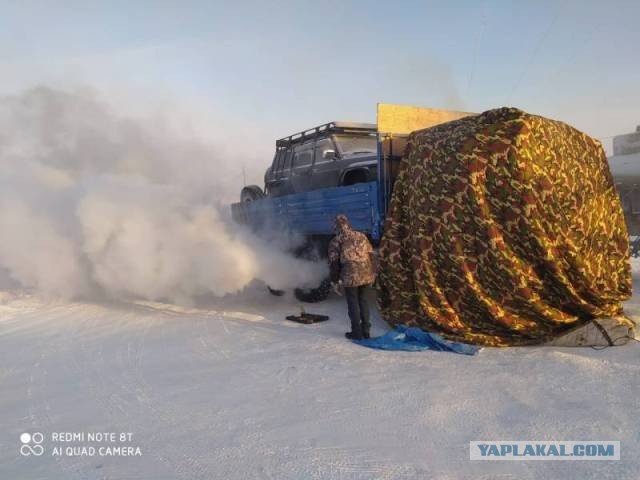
[353,325,480,355]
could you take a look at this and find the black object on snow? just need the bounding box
[286,313,330,325]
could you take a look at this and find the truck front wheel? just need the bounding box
[294,278,332,303]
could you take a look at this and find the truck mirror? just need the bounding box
[323,149,336,160]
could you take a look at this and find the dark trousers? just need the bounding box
[344,286,371,338]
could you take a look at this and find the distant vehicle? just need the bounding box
[608,124,640,252]
[231,104,474,302]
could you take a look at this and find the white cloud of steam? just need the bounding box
[0,87,327,302]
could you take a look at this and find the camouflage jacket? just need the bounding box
[328,216,376,287]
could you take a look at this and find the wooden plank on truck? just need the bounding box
[377,103,475,135]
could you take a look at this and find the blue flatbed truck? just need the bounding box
[231,104,473,302]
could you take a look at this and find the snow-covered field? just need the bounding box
[1,272,639,480]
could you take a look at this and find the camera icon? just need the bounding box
[20,432,44,456]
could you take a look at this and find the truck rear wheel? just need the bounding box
[294,278,332,303]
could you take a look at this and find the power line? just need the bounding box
[467,1,487,96]
[505,1,565,105]
[540,22,603,89]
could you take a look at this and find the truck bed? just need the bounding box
[231,181,382,241]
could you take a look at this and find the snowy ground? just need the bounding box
[1,274,639,480]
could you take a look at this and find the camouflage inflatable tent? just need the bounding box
[377,107,632,346]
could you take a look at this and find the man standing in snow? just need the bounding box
[328,214,376,340]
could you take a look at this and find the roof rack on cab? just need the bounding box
[276,121,376,148]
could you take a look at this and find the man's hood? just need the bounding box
[334,214,353,234]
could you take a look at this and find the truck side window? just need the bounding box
[281,149,293,174]
[272,149,284,172]
[314,138,335,164]
[292,143,313,168]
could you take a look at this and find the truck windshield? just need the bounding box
[333,135,377,156]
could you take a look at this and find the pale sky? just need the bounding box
[2,0,639,158]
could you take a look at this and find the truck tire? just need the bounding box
[241,185,265,203]
[294,277,332,303]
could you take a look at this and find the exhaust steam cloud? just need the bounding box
[0,87,327,303]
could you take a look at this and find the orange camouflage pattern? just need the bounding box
[377,107,632,346]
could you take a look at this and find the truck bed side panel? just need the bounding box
[231,181,381,240]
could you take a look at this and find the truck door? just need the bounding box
[311,137,340,190]
[265,148,293,196]
[290,141,314,193]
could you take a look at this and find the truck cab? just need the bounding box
[263,122,378,197]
